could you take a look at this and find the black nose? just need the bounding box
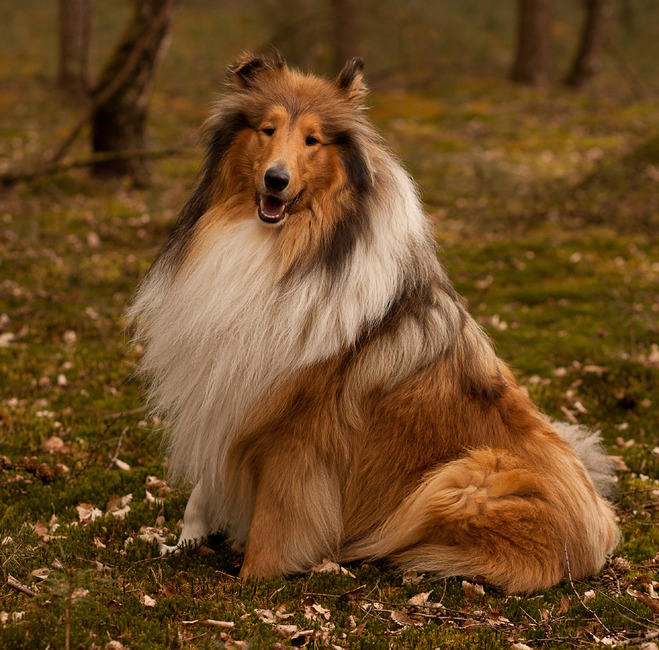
[264,167,290,192]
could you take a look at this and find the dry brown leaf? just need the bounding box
[338,585,365,602]
[302,597,330,622]
[462,580,485,602]
[407,590,433,607]
[146,475,173,496]
[310,558,356,578]
[31,521,49,540]
[140,593,156,607]
[390,609,422,628]
[28,568,50,582]
[104,642,129,650]
[138,526,171,545]
[274,623,299,639]
[76,503,103,523]
[557,594,572,614]
[402,569,425,585]
[254,607,294,625]
[627,588,659,616]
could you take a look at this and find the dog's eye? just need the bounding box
[305,135,319,146]
[262,127,275,136]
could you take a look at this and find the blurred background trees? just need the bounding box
[2,0,655,186]
[57,0,94,97]
[90,0,178,186]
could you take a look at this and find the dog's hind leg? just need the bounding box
[342,447,618,593]
[160,479,212,555]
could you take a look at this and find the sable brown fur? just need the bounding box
[129,52,619,593]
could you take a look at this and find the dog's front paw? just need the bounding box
[159,543,181,556]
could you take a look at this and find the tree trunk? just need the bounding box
[510,0,553,87]
[564,0,612,87]
[91,0,177,186]
[330,0,360,74]
[58,0,93,97]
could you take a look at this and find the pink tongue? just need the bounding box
[262,195,285,216]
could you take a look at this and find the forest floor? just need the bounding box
[2,7,659,649]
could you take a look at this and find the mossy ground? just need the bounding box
[1,2,658,648]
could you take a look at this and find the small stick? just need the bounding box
[105,427,128,471]
[6,575,38,597]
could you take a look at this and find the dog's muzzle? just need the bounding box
[256,191,301,225]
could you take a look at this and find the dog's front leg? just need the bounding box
[161,479,211,555]
[239,462,342,578]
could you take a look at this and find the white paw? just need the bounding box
[159,543,181,556]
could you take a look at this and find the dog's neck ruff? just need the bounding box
[130,157,435,496]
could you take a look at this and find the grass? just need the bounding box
[1,2,659,648]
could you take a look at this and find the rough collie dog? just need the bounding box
[129,52,619,593]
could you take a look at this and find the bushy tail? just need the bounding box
[551,421,617,497]
[340,446,618,593]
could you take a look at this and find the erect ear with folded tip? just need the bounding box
[225,51,286,89]
[336,57,367,104]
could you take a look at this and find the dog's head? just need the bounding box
[163,53,378,275]
[217,52,372,227]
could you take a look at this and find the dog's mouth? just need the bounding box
[256,191,302,225]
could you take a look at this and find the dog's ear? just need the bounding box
[226,51,285,89]
[336,57,367,104]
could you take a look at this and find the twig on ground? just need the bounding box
[6,574,38,597]
[575,581,659,631]
[105,427,128,471]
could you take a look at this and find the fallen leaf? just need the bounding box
[462,580,485,602]
[311,558,356,578]
[72,588,89,600]
[338,585,365,602]
[557,595,572,614]
[28,568,50,582]
[76,503,103,523]
[104,641,129,650]
[140,593,156,607]
[275,623,299,639]
[407,590,433,607]
[628,588,659,616]
[146,475,173,495]
[302,596,330,621]
[390,609,422,628]
[137,526,171,545]
[402,569,425,585]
